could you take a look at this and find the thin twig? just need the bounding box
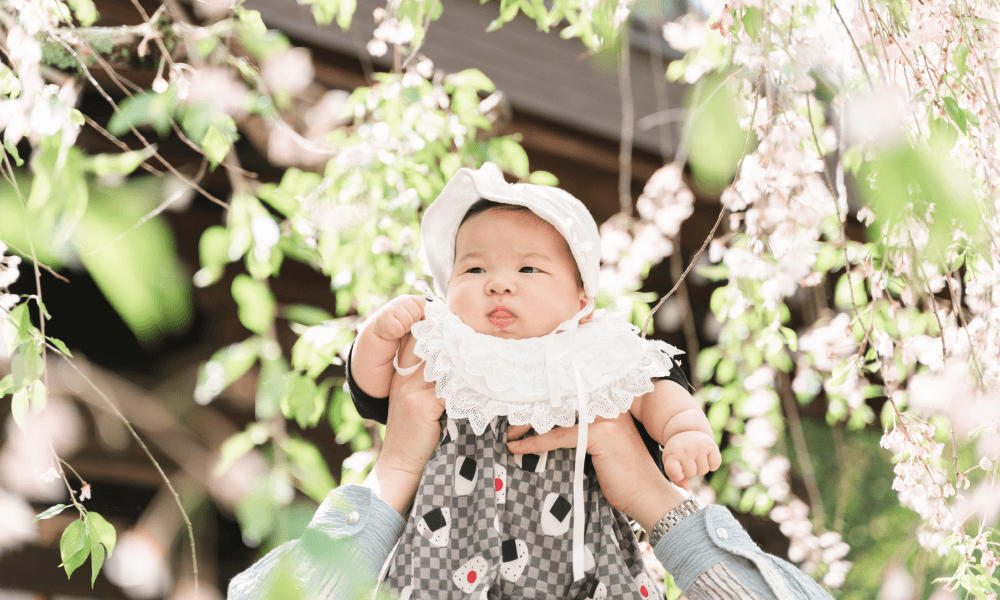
[617,30,634,218]
[55,352,199,591]
[643,93,761,335]
[780,372,827,528]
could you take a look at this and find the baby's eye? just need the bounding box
[466,267,484,274]
[519,266,541,273]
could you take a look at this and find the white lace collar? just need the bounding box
[409,299,683,435]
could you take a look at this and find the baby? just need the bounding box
[349,163,720,599]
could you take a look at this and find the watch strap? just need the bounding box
[647,497,704,548]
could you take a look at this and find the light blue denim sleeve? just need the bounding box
[653,505,834,600]
[227,485,405,600]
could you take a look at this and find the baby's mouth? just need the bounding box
[488,307,515,328]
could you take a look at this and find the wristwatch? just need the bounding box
[647,497,704,547]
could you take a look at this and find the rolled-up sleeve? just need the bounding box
[653,505,833,600]
[227,485,405,600]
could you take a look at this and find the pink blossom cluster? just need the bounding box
[598,162,694,300]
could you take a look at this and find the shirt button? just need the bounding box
[716,527,729,540]
[346,511,360,524]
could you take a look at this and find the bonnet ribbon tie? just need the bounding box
[547,299,595,582]
[571,364,588,581]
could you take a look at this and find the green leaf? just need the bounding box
[255,353,288,420]
[834,273,868,310]
[0,374,13,396]
[35,503,70,521]
[280,373,323,427]
[108,91,174,136]
[195,337,260,405]
[942,96,967,133]
[66,0,98,25]
[281,304,335,326]
[11,388,30,427]
[85,512,116,556]
[89,538,105,587]
[445,68,496,93]
[232,275,275,334]
[194,225,231,287]
[201,124,234,167]
[59,518,89,579]
[688,73,746,193]
[953,42,969,75]
[72,178,193,342]
[282,437,336,502]
[527,170,558,186]
[83,146,157,177]
[215,430,258,476]
[487,137,530,178]
[48,336,73,357]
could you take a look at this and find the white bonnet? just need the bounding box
[421,162,601,298]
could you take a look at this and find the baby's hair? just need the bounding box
[460,199,532,225]
[458,198,584,290]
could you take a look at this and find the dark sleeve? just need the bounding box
[346,340,390,424]
[633,355,693,472]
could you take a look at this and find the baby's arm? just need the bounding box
[630,380,721,487]
[351,295,426,398]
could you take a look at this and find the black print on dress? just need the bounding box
[541,492,571,536]
[499,538,528,582]
[417,506,450,547]
[454,457,477,495]
[586,579,608,600]
[515,450,547,473]
[452,555,488,593]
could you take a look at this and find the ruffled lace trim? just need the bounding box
[410,300,683,435]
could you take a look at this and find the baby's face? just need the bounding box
[446,208,586,339]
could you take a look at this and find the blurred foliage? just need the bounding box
[2,0,999,596]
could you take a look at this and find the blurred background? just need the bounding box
[1,0,998,598]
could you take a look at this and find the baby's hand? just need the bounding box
[369,295,427,342]
[661,431,721,489]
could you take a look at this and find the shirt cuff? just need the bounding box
[653,504,762,591]
[308,484,406,574]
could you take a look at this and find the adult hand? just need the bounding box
[370,363,444,516]
[507,414,688,532]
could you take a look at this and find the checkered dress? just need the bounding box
[379,415,662,599]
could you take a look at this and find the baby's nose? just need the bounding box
[486,276,513,295]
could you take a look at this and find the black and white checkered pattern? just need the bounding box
[383,417,657,599]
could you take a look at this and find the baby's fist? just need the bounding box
[370,295,427,341]
[661,431,722,489]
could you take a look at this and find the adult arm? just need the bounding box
[507,416,833,600]
[227,360,442,600]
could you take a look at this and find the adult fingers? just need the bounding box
[506,424,532,441]
[506,425,579,454]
